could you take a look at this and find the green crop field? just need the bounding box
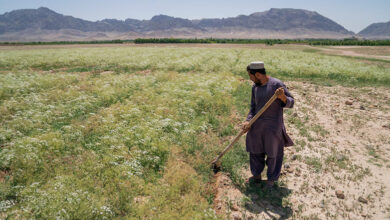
[0,45,389,219]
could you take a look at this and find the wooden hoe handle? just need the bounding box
[211,92,278,164]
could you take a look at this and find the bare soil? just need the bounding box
[309,45,390,61]
[329,46,390,56]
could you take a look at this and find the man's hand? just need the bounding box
[276,87,287,103]
[242,121,251,133]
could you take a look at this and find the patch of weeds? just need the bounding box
[227,80,255,185]
[66,66,95,72]
[366,145,383,167]
[299,181,310,193]
[282,197,292,208]
[294,139,306,152]
[221,143,248,186]
[351,167,371,181]
[380,185,385,197]
[207,114,220,131]
[205,193,215,205]
[305,157,322,173]
[367,146,379,158]
[220,124,235,137]
[325,153,349,170]
[311,124,329,138]
[184,136,203,156]
[297,203,304,213]
[226,198,234,211]
[193,163,213,183]
[302,48,320,53]
[232,82,252,116]
[287,114,313,140]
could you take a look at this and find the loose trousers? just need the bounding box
[249,145,284,181]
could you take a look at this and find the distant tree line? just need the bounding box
[134,38,390,46]
[0,39,133,46]
[1,38,390,46]
[134,38,293,45]
[306,39,390,46]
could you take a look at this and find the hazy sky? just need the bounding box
[1,0,389,33]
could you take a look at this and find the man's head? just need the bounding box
[247,61,267,84]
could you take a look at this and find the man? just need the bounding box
[242,61,294,188]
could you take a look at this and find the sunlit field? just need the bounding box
[1,45,389,219]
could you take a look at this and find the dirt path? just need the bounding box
[213,81,390,219]
[307,45,390,61]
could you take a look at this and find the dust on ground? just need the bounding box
[213,81,390,219]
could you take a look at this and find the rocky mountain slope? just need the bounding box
[359,21,390,39]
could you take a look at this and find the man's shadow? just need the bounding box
[240,180,293,219]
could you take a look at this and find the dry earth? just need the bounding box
[307,45,390,61]
[330,46,390,57]
[214,81,390,219]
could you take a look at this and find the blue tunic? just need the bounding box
[245,77,294,157]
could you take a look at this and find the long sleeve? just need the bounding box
[246,86,256,121]
[280,83,294,108]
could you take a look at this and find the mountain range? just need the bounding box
[358,21,390,39]
[0,7,388,41]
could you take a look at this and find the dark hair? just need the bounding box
[249,68,266,75]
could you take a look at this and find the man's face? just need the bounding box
[248,71,260,84]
